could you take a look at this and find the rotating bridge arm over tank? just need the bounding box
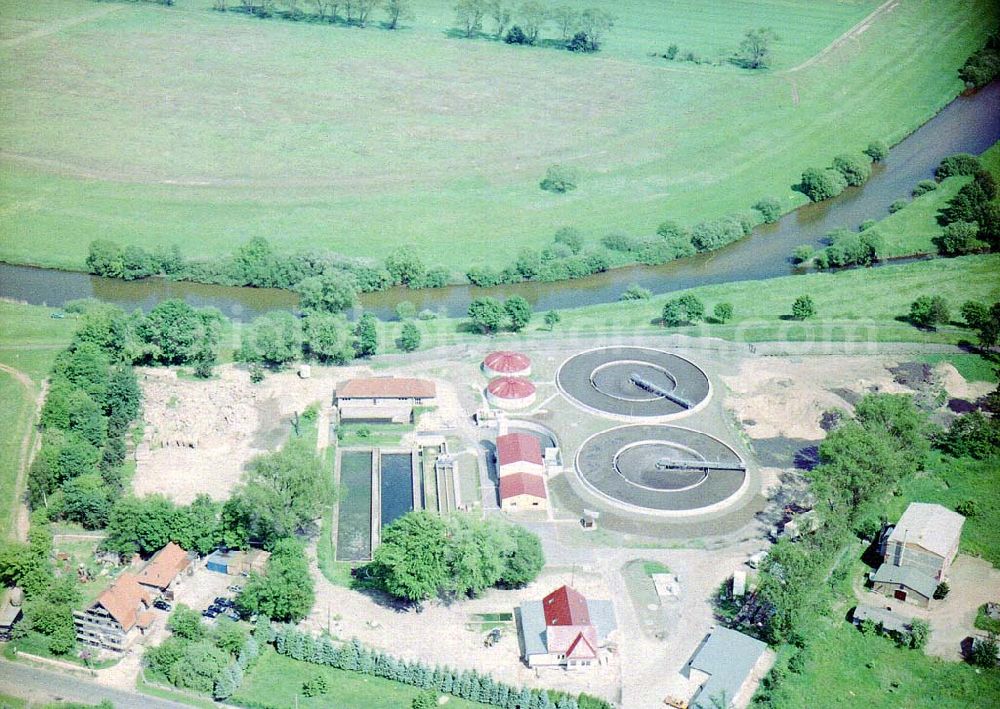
[654,458,747,472]
[630,373,692,409]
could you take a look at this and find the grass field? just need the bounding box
[867,176,969,258]
[388,254,1000,350]
[0,372,34,538]
[864,141,1000,258]
[0,302,76,540]
[777,619,1000,708]
[0,0,994,274]
[235,648,490,709]
[890,452,1000,567]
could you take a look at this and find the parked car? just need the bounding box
[225,610,241,622]
[746,550,768,569]
[201,609,219,619]
[153,599,171,612]
[214,597,235,608]
[227,585,243,593]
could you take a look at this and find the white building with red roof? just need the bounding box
[486,376,537,410]
[518,585,617,668]
[499,472,548,510]
[496,432,545,477]
[483,351,532,378]
[336,377,436,423]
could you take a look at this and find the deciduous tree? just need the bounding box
[734,27,776,69]
[504,296,532,331]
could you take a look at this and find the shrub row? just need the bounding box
[265,624,606,709]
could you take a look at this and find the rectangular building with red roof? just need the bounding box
[336,377,437,424]
[496,432,545,478]
[499,472,548,510]
[136,542,192,599]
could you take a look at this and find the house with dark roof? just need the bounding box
[517,585,616,669]
[74,574,154,653]
[851,604,911,634]
[336,377,436,423]
[685,627,769,709]
[874,502,964,607]
[136,542,192,600]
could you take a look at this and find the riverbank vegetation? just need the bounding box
[0,0,994,275]
[795,144,1000,269]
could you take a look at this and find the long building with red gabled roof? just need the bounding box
[517,585,617,669]
[499,472,547,510]
[496,432,544,477]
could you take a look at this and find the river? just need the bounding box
[1,82,998,322]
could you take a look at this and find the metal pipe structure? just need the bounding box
[629,373,693,409]
[654,458,747,472]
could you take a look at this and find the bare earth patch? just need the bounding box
[133,363,468,503]
[934,362,994,403]
[133,364,363,503]
[721,356,913,440]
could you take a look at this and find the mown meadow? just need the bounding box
[0,0,995,273]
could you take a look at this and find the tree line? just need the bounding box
[257,622,611,709]
[656,27,778,70]
[792,151,999,270]
[453,2,614,53]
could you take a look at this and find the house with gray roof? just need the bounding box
[874,502,964,607]
[851,604,911,634]
[685,627,769,709]
[870,564,937,607]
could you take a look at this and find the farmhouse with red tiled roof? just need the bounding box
[74,574,153,653]
[136,542,192,599]
[518,585,617,668]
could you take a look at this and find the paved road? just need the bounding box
[0,659,188,709]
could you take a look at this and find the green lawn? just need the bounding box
[0,302,78,381]
[0,0,993,274]
[394,254,1000,349]
[890,452,1000,567]
[867,175,970,258]
[0,372,33,538]
[918,353,999,383]
[776,620,1000,708]
[0,302,76,540]
[234,648,490,709]
[863,140,1000,259]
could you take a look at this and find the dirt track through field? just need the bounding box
[783,0,900,74]
[0,363,43,541]
[0,5,122,49]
